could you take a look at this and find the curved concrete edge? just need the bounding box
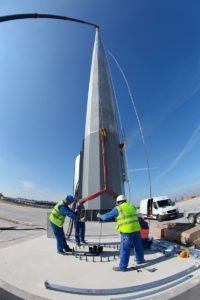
[110,275,193,300]
[146,269,200,300]
[0,279,49,300]
[170,270,200,300]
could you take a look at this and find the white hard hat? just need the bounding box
[116,194,126,202]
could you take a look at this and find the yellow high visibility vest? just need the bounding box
[115,202,140,233]
[49,200,65,227]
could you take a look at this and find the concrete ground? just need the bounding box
[0,197,200,299]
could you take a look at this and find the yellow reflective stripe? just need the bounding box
[117,214,138,220]
[117,205,137,220]
[51,212,64,221]
[53,208,65,217]
[117,220,139,228]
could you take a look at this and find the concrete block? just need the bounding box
[152,224,169,239]
[181,226,200,246]
[164,228,181,243]
[158,223,198,246]
[163,223,194,243]
[193,238,200,249]
[153,223,194,243]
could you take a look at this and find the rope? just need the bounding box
[107,52,123,140]
[108,51,152,198]
[107,49,132,201]
[98,222,103,245]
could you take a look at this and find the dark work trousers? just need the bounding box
[74,221,85,244]
[50,221,69,252]
[119,231,144,269]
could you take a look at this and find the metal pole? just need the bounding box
[98,222,103,245]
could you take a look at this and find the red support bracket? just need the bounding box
[78,128,118,205]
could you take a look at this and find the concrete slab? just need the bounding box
[1,198,200,299]
[0,224,199,300]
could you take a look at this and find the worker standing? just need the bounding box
[97,195,144,272]
[49,195,79,254]
[74,202,86,246]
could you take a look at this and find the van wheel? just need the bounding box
[188,214,196,225]
[196,214,200,224]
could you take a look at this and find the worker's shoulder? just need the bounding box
[127,202,137,208]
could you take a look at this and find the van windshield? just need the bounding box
[157,199,174,207]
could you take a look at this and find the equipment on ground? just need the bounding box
[60,242,118,262]
[87,223,105,254]
[178,249,190,258]
[89,245,103,253]
[132,265,157,273]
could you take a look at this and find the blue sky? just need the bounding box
[0,0,200,205]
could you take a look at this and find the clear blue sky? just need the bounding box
[0,0,200,205]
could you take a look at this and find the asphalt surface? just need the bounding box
[0,200,50,248]
[0,200,50,225]
[1,197,200,248]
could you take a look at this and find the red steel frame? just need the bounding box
[78,128,117,204]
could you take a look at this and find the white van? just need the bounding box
[139,196,178,221]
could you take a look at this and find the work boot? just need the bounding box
[135,259,145,265]
[81,240,87,244]
[134,257,145,263]
[63,247,72,253]
[113,267,127,272]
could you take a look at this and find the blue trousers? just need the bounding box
[119,231,144,269]
[74,221,85,244]
[50,221,69,252]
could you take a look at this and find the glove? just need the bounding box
[97,212,101,219]
[80,217,86,222]
[97,212,103,222]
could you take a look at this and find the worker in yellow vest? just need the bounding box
[97,195,144,272]
[49,195,79,254]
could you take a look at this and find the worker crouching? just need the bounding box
[49,195,79,254]
[97,195,144,272]
[139,217,152,250]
